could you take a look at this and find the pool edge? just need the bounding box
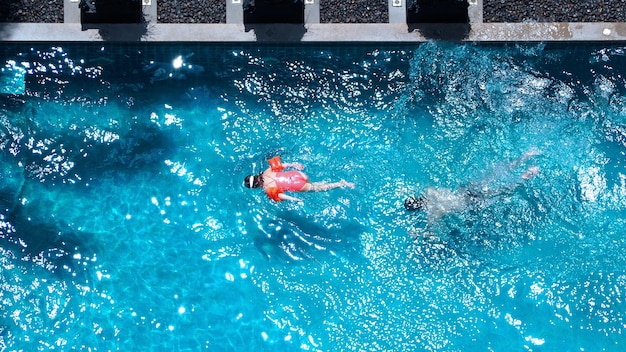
[1,22,626,42]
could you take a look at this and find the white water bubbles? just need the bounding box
[591,46,626,63]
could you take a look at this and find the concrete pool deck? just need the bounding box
[0,0,625,42]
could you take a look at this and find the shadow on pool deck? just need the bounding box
[0,24,10,40]
[79,0,149,41]
[243,0,306,41]
[409,23,472,41]
[407,0,471,40]
[0,3,15,40]
[83,23,149,41]
[244,23,307,41]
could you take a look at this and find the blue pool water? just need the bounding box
[1,42,625,351]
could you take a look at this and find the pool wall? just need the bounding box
[0,0,624,42]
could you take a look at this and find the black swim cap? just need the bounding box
[244,174,262,188]
[404,196,425,211]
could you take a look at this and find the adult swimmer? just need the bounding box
[244,156,354,203]
[404,149,541,221]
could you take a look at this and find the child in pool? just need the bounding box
[244,156,354,203]
[404,149,541,221]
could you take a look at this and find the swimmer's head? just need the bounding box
[404,196,426,211]
[244,174,263,188]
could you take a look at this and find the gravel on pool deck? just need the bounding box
[483,0,626,23]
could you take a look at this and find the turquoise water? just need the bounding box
[1,42,625,351]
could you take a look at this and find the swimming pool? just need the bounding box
[1,41,625,351]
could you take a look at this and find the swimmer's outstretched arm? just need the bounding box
[267,156,303,172]
[282,162,304,170]
[305,180,355,191]
[484,165,540,198]
[278,193,304,203]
